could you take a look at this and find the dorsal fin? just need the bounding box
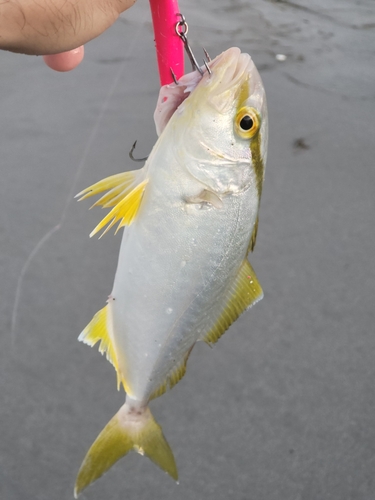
[248,215,259,253]
[76,169,148,238]
[149,262,262,399]
[200,260,263,345]
[78,305,122,390]
[149,347,193,401]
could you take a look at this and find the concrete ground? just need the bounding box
[0,1,374,499]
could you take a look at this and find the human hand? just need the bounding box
[0,0,137,71]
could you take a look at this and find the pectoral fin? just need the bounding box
[200,260,263,345]
[185,189,223,209]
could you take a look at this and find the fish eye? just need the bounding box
[234,107,260,139]
[240,115,253,130]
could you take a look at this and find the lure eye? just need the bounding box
[234,107,260,139]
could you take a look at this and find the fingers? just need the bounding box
[0,0,137,55]
[43,46,85,72]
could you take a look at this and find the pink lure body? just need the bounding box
[149,0,184,85]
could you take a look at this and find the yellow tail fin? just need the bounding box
[74,402,177,497]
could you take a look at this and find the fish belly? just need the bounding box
[110,177,258,402]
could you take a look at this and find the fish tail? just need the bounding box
[74,401,178,497]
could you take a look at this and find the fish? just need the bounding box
[74,46,268,496]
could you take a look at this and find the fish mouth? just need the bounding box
[153,67,202,136]
[153,48,255,135]
[206,47,253,96]
[181,47,254,101]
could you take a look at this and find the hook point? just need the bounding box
[203,48,211,62]
[170,68,179,85]
[203,60,212,75]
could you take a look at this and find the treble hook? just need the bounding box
[175,14,204,76]
[129,141,148,162]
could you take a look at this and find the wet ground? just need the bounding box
[1,0,374,499]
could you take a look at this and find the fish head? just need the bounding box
[154,47,268,196]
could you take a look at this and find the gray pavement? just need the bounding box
[1,1,374,499]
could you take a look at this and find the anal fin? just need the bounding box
[201,260,263,345]
[78,305,122,390]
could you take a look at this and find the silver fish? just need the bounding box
[74,46,268,496]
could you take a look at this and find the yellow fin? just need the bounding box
[149,347,193,401]
[78,306,121,390]
[149,380,168,400]
[248,215,259,253]
[75,172,137,203]
[90,178,148,238]
[74,403,177,497]
[201,260,263,345]
[76,169,148,237]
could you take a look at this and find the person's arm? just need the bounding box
[0,0,136,55]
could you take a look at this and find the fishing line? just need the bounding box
[11,21,144,347]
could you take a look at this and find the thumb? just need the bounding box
[43,46,85,72]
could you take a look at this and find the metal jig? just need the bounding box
[175,14,204,76]
[129,141,148,162]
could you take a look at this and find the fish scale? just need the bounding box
[112,197,251,398]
